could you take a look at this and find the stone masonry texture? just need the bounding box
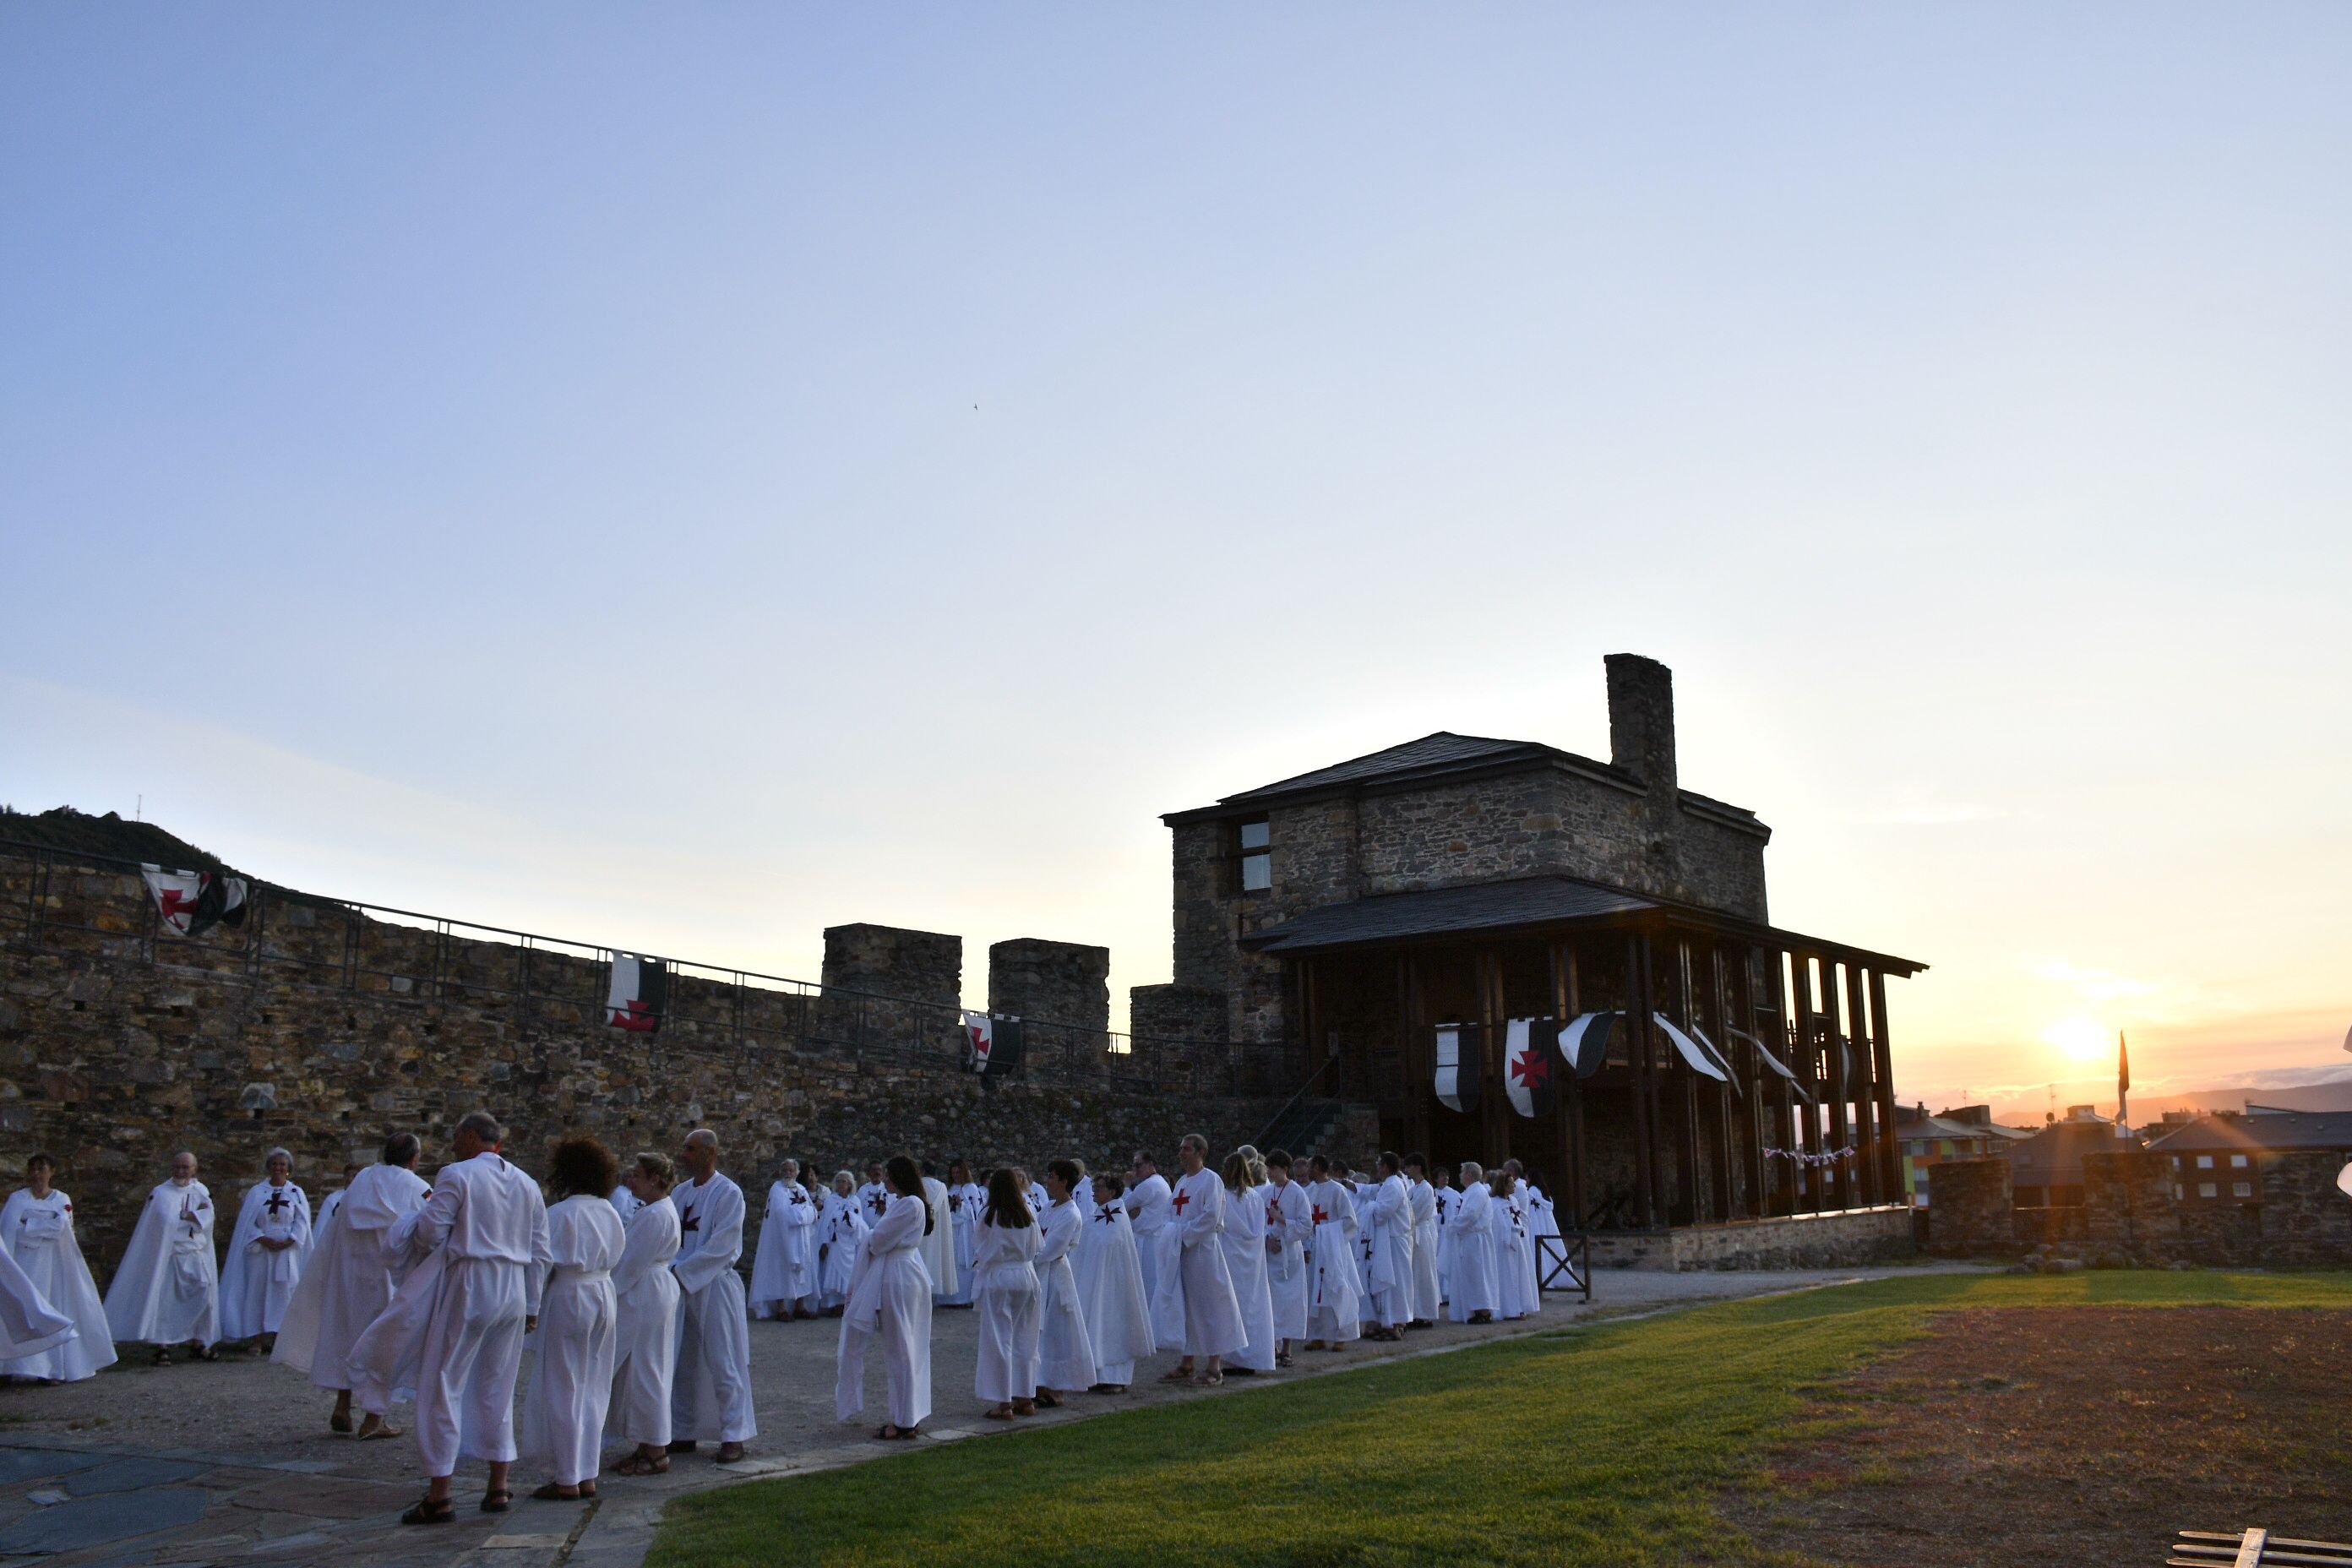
[1924,1151,2352,1268]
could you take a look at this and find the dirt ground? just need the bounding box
[1728,1305,2352,1568]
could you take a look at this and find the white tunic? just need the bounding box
[1365,1173,1414,1329]
[855,1180,892,1229]
[749,1179,818,1317]
[834,1193,933,1429]
[1072,1193,1152,1384]
[1304,1179,1361,1342]
[1494,1184,1535,1320]
[272,1162,430,1396]
[1433,1184,1458,1304]
[1407,1179,1441,1322]
[220,1179,313,1341]
[940,1182,983,1307]
[1125,1171,1173,1313]
[0,1233,73,1365]
[818,1192,868,1309]
[1217,1184,1277,1372]
[519,1195,625,1486]
[607,1194,681,1448]
[971,1214,1041,1402]
[920,1177,960,1301]
[103,1178,220,1346]
[1263,1179,1312,1342]
[0,1190,114,1380]
[609,1184,643,1222]
[671,1172,757,1445]
[1445,1184,1499,1320]
[1034,1198,1094,1392]
[1161,1167,1245,1358]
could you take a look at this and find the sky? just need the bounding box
[4,5,2348,1114]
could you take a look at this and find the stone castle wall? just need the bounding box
[0,858,1289,1283]
[1924,1151,2352,1268]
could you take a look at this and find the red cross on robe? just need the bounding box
[1170,1189,1191,1217]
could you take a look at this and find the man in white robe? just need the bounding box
[1302,1155,1360,1349]
[940,1161,983,1308]
[0,1153,115,1382]
[1405,1154,1441,1327]
[749,1160,819,1320]
[918,1163,959,1305]
[1505,1161,1544,1313]
[384,1111,549,1523]
[855,1162,891,1229]
[1432,1166,1459,1309]
[103,1152,220,1362]
[1124,1152,1176,1344]
[1072,1173,1152,1391]
[1364,1153,1415,1340]
[220,1147,313,1350]
[1446,1162,1499,1324]
[668,1130,755,1464]
[1157,1133,1244,1384]
[1261,1150,1312,1365]
[275,1132,429,1436]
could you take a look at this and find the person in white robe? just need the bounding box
[1157,1133,1245,1384]
[818,1172,867,1313]
[939,1161,982,1308]
[1445,1162,1499,1324]
[855,1163,891,1229]
[971,1168,1042,1418]
[103,1152,220,1363]
[1033,1160,1094,1402]
[1405,1155,1441,1328]
[273,1132,429,1436]
[1071,1171,1152,1391]
[1491,1168,1533,1321]
[1364,1153,1416,1341]
[919,1164,960,1306]
[1523,1172,1564,1293]
[608,1183,643,1222]
[607,1152,683,1476]
[314,1164,360,1235]
[1260,1151,1312,1366]
[1341,1168,1375,1324]
[1432,1166,1458,1309]
[0,1154,114,1382]
[667,1130,755,1463]
[1124,1152,1174,1326]
[520,1137,626,1500]
[1025,1174,1052,1222]
[749,1161,819,1320]
[1505,1162,1545,1311]
[220,1148,313,1351]
[377,1111,551,1525]
[834,1156,934,1439]
[0,1232,74,1371]
[1217,1152,1277,1375]
[1302,1156,1361,1350]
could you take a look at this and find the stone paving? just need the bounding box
[0,1264,1981,1567]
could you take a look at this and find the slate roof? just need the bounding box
[2006,1120,2131,1189]
[1240,875,1658,955]
[2146,1111,2352,1155]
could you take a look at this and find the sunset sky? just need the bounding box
[6,6,2347,1113]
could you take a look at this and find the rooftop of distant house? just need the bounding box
[2146,1109,2352,1156]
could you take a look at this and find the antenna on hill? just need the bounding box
[135,794,141,822]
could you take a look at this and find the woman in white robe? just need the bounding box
[939,1162,982,1309]
[272,1134,429,1435]
[817,1172,867,1313]
[1525,1175,1562,1296]
[0,1154,114,1382]
[1261,1152,1312,1366]
[103,1153,220,1362]
[219,1149,313,1349]
[749,1162,818,1320]
[1071,1172,1152,1391]
[1032,1161,1094,1403]
[1446,1166,1499,1323]
[1303,1158,1361,1349]
[971,1168,1042,1418]
[607,1152,683,1475]
[1432,1169,1458,1309]
[834,1157,934,1440]
[1491,1170,1533,1321]
[1407,1158,1442,1326]
[1217,1153,1277,1375]
[520,1139,626,1500]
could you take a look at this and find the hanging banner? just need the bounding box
[140,864,250,939]
[1434,1022,1480,1114]
[962,1011,1024,1075]
[1652,1012,1730,1082]
[1728,1026,1816,1104]
[1503,1016,1558,1119]
[606,953,669,1032]
[1555,1012,1616,1079]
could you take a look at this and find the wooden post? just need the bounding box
[1673,936,1703,1223]
[1564,941,1587,1231]
[1636,932,1668,1228]
[1709,944,1741,1219]
[1625,932,1655,1230]
[1868,967,1902,1202]
[1844,961,1878,1206]
[1821,956,1852,1211]
[1477,949,1505,1168]
[1403,954,1430,1160]
[1788,951,1824,1214]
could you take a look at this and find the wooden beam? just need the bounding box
[1625,932,1655,1230]
[1868,966,1902,1203]
[1844,960,1878,1206]
[1565,941,1587,1230]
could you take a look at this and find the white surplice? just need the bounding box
[1124,1171,1173,1319]
[1218,1184,1276,1372]
[103,1178,219,1346]
[519,1195,625,1486]
[1432,1184,1457,1306]
[1159,1167,1244,1358]
[1445,1184,1499,1320]
[818,1190,867,1309]
[219,1179,313,1341]
[834,1193,932,1429]
[273,1162,430,1396]
[749,1179,818,1318]
[607,1194,681,1448]
[0,1190,113,1380]
[1365,1173,1414,1331]
[855,1180,892,1229]
[1494,1184,1534,1320]
[1407,1178,1441,1322]
[0,1237,73,1364]
[609,1184,643,1222]
[1304,1179,1361,1342]
[971,1213,1041,1402]
[1263,1178,1312,1342]
[941,1182,982,1307]
[670,1172,756,1445]
[1072,1193,1152,1385]
[919,1177,960,1303]
[1034,1198,1094,1393]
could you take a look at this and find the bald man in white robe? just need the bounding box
[669,1130,756,1463]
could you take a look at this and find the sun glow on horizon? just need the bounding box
[2042,1015,2111,1064]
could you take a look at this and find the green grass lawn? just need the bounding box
[650,1271,2352,1568]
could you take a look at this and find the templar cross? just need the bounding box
[1094,1204,1119,1225]
[1310,1205,1330,1227]
[1170,1189,1191,1217]
[680,1206,700,1234]
[264,1188,294,1220]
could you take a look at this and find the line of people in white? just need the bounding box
[2,1122,1565,1522]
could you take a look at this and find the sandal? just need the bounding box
[1192,1371,1224,1386]
[481,1489,513,1513]
[715,1443,746,1464]
[983,1406,1013,1421]
[579,1482,597,1498]
[874,1424,918,1440]
[615,1454,669,1476]
[329,1412,354,1435]
[357,1420,403,1441]
[400,1497,456,1526]
[1157,1368,1193,1383]
[151,1346,171,1366]
[530,1484,581,1501]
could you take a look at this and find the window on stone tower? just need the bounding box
[1237,818,1271,892]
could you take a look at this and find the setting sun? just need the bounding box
[2042,1016,2110,1063]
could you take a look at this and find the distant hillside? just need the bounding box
[0,805,238,875]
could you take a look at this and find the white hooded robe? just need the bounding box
[1072,1192,1152,1385]
[273,1162,430,1396]
[607,1193,681,1449]
[670,1172,757,1445]
[749,1179,818,1318]
[0,1189,113,1380]
[103,1178,219,1346]
[219,1178,313,1341]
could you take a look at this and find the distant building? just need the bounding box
[2006,1115,2132,1211]
[1893,1104,2006,1207]
[2147,1111,2352,1206]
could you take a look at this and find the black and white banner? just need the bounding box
[1652,1012,1731,1082]
[139,864,249,939]
[962,1011,1024,1075]
[1502,1016,1558,1119]
[606,953,669,1032]
[1729,1026,1816,1104]
[1555,1012,1616,1080]
[1434,1022,1480,1114]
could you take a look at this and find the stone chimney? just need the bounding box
[1604,653,1677,795]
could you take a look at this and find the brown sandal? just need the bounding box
[400,1497,455,1526]
[530,1483,582,1501]
[615,1454,669,1476]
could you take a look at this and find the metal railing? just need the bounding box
[0,837,1294,1097]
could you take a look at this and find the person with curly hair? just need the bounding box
[519,1136,625,1501]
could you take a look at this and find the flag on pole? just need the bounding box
[139,864,249,938]
[606,953,668,1032]
[1502,1017,1558,1119]
[961,1011,1023,1075]
[2119,1032,2130,1094]
[1434,1023,1480,1114]
[1556,1012,1614,1079]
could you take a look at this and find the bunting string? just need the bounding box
[1762,1145,1856,1168]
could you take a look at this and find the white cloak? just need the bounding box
[607,1194,681,1449]
[920,1177,960,1301]
[818,1192,868,1308]
[1365,1173,1414,1329]
[1445,1184,1499,1320]
[1305,1179,1361,1341]
[519,1195,625,1486]
[103,1179,219,1346]
[671,1172,757,1444]
[1407,1179,1441,1322]
[1072,1193,1152,1384]
[1159,1167,1244,1358]
[1263,1179,1313,1342]
[0,1236,74,1364]
[1125,1171,1173,1311]
[272,1162,430,1393]
[220,1179,313,1340]
[971,1214,1041,1402]
[1495,1184,1535,1320]
[1035,1198,1094,1392]
[1433,1185,1457,1304]
[0,1190,113,1380]
[1217,1184,1276,1372]
[609,1184,643,1222]
[749,1179,819,1317]
[941,1181,983,1307]
[834,1193,932,1429]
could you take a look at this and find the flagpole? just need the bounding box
[2117,1032,2131,1141]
